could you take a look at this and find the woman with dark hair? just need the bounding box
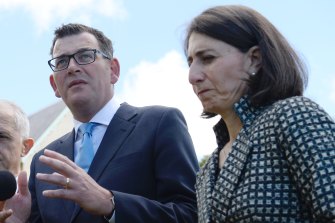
[184,5,335,222]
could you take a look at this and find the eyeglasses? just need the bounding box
[48,49,111,72]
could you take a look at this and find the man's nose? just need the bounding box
[67,57,80,73]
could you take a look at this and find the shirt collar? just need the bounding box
[73,97,121,135]
[213,95,262,148]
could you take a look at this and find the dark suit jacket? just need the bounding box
[28,103,199,223]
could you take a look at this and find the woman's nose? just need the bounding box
[188,63,205,85]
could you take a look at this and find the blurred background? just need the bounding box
[1,0,334,161]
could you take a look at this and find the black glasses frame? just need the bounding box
[48,49,111,72]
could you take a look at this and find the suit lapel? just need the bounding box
[70,103,137,222]
[56,129,75,161]
[89,105,136,180]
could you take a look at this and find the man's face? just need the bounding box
[0,108,23,175]
[49,32,120,122]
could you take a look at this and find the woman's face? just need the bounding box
[187,32,251,116]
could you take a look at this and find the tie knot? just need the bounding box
[79,122,96,135]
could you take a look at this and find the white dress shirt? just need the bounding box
[73,97,120,160]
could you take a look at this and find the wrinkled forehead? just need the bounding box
[0,106,16,131]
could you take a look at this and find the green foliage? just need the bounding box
[199,155,210,168]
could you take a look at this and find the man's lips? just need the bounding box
[68,79,87,88]
[197,89,210,96]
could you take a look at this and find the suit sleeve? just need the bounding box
[112,108,199,223]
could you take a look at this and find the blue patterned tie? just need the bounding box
[76,122,96,172]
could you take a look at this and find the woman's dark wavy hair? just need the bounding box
[50,23,113,58]
[184,5,308,118]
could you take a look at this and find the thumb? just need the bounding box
[0,209,13,222]
[17,171,29,196]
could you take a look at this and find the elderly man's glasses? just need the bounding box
[48,49,111,72]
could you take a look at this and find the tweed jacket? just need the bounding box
[196,96,335,223]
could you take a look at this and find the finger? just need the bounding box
[0,209,13,222]
[42,189,73,201]
[17,171,29,196]
[36,173,69,188]
[39,155,74,176]
[44,149,78,169]
[51,172,64,177]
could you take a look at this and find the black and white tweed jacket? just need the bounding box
[196,96,335,223]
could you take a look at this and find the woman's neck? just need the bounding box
[220,111,243,142]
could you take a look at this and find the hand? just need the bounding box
[2,171,31,223]
[36,149,114,216]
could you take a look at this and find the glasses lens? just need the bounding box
[50,56,69,72]
[74,50,95,65]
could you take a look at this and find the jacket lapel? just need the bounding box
[196,148,219,223]
[198,97,258,222]
[56,130,75,161]
[211,129,251,222]
[197,127,252,222]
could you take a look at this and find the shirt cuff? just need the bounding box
[103,191,115,223]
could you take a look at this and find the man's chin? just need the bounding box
[71,98,90,107]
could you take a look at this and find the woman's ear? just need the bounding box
[247,46,262,74]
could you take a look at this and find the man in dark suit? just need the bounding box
[28,23,199,223]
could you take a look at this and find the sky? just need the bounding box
[0,0,334,160]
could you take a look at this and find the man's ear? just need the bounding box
[110,58,120,84]
[49,74,61,98]
[22,138,34,156]
[247,45,262,73]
